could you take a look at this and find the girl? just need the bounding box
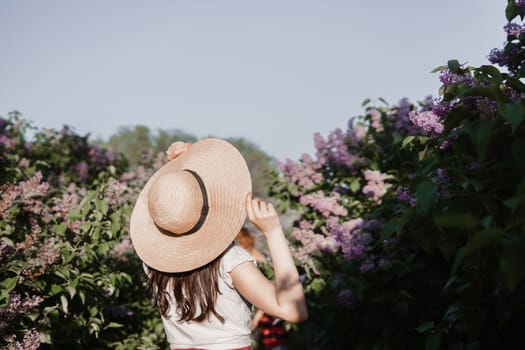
[130,139,307,350]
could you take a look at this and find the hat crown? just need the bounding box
[147,170,204,234]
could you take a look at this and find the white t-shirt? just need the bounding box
[159,244,255,349]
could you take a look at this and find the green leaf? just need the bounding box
[349,178,360,193]
[506,1,519,21]
[0,276,19,293]
[361,98,371,107]
[447,59,461,72]
[425,334,442,350]
[104,322,124,329]
[378,97,389,106]
[477,65,503,84]
[95,198,109,216]
[418,145,429,162]
[308,278,326,294]
[463,119,497,162]
[39,330,52,344]
[401,136,415,149]
[463,228,503,256]
[380,218,399,240]
[49,284,62,296]
[499,102,525,134]
[415,321,435,333]
[66,285,76,299]
[500,238,525,291]
[457,85,505,101]
[506,76,525,92]
[434,213,478,230]
[397,207,416,236]
[416,182,437,214]
[512,137,525,175]
[67,208,82,221]
[60,294,69,314]
[431,65,447,73]
[54,223,67,236]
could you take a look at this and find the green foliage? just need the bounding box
[104,125,197,167]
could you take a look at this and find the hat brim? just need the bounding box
[130,138,252,272]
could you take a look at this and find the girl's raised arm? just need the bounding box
[230,193,308,323]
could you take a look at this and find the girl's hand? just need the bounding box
[166,141,192,160]
[245,193,282,236]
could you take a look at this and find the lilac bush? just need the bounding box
[0,114,167,349]
[271,2,525,348]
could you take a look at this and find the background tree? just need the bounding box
[103,126,276,200]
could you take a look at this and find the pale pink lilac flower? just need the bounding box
[4,328,40,350]
[278,154,324,191]
[74,161,89,183]
[362,170,392,204]
[0,294,44,332]
[18,158,30,168]
[112,237,134,261]
[0,172,50,220]
[299,191,348,218]
[368,109,384,132]
[0,135,17,149]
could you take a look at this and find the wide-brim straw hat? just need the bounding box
[130,138,252,273]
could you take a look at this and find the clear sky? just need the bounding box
[0,0,506,160]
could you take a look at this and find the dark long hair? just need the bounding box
[146,252,225,323]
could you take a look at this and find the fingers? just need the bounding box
[166,141,192,160]
[267,202,277,216]
[246,193,276,220]
[253,198,263,217]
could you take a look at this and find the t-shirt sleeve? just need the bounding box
[221,244,256,288]
[142,263,150,276]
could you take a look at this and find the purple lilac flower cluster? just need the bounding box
[487,19,525,75]
[387,98,424,138]
[314,128,364,168]
[397,187,417,207]
[337,289,356,309]
[504,22,525,36]
[326,218,370,261]
[106,304,134,318]
[439,69,476,87]
[431,97,456,117]
[408,110,444,136]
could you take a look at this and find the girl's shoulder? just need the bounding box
[221,244,256,274]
